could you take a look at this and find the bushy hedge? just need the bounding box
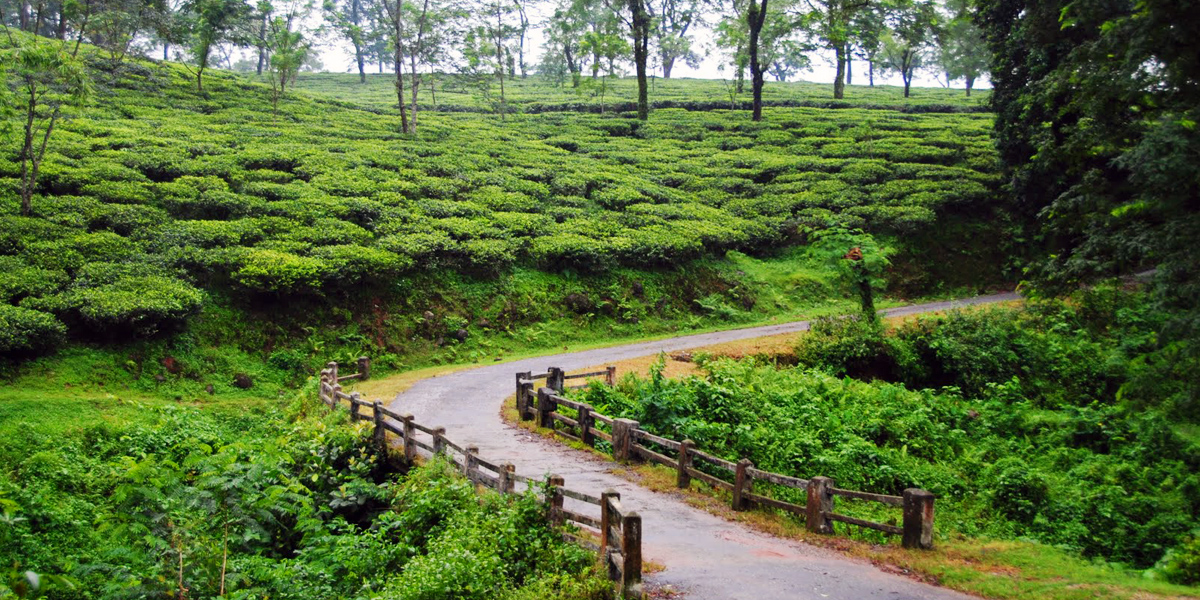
[0,304,66,355]
[575,290,1200,569]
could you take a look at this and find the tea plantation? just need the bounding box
[0,47,1003,375]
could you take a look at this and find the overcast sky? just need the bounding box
[276,6,987,92]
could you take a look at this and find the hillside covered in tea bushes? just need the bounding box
[0,41,1006,389]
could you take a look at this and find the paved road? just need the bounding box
[390,292,1019,599]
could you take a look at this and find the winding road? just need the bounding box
[389,292,1019,600]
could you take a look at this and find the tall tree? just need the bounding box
[847,1,884,86]
[876,0,934,98]
[801,0,869,99]
[541,0,587,86]
[377,0,410,131]
[0,32,91,217]
[745,0,766,120]
[265,0,310,111]
[979,0,1200,413]
[647,0,700,78]
[181,0,250,91]
[611,0,650,119]
[933,0,985,96]
[323,0,369,82]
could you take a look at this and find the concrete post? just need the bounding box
[677,440,694,489]
[548,475,565,527]
[537,387,556,430]
[733,458,753,511]
[902,488,935,549]
[578,403,595,446]
[806,476,835,534]
[401,414,416,462]
[357,356,371,381]
[612,418,639,462]
[547,367,565,393]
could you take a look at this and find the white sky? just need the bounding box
[269,5,986,92]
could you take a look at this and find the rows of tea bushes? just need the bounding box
[0,393,608,599]
[0,49,999,353]
[291,72,992,114]
[572,287,1200,575]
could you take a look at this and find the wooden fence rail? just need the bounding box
[516,368,935,550]
[318,361,643,598]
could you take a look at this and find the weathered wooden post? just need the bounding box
[548,475,565,527]
[578,403,595,446]
[806,476,835,534]
[733,458,753,511]
[537,388,557,430]
[902,488,935,549]
[331,383,343,408]
[326,361,338,382]
[516,371,531,419]
[401,414,416,462]
[605,365,617,386]
[349,392,362,421]
[464,445,479,478]
[372,400,386,456]
[499,463,515,494]
[600,489,620,551]
[432,427,447,454]
[547,367,565,393]
[357,356,371,381]
[612,418,639,462]
[677,440,694,489]
[621,511,643,598]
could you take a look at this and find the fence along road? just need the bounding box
[389,293,1017,600]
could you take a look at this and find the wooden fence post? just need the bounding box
[372,401,386,456]
[499,463,515,494]
[516,372,531,419]
[401,414,416,462]
[548,475,565,527]
[349,392,362,421]
[537,388,556,430]
[677,440,694,489]
[331,383,343,408]
[547,367,565,393]
[578,403,595,446]
[733,458,753,511]
[464,445,478,478]
[357,356,370,381]
[612,419,639,462]
[806,476,835,534]
[902,488,935,549]
[600,489,620,559]
[326,361,338,382]
[621,511,643,598]
[605,365,616,386]
[432,427,447,454]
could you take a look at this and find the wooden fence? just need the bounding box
[317,361,644,598]
[517,367,935,550]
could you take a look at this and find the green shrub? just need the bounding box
[233,248,327,292]
[0,305,66,354]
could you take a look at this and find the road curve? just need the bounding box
[390,292,1018,600]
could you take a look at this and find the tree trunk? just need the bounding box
[629,0,650,120]
[845,47,852,85]
[163,44,169,61]
[833,43,846,99]
[747,0,767,121]
[662,53,674,79]
[393,16,410,133]
[868,59,874,86]
[19,1,30,30]
[495,2,507,120]
[256,12,268,75]
[903,69,912,97]
[965,75,974,97]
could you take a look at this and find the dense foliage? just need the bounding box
[575,288,1200,574]
[0,397,607,599]
[978,0,1200,417]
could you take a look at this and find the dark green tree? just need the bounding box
[978,0,1200,415]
